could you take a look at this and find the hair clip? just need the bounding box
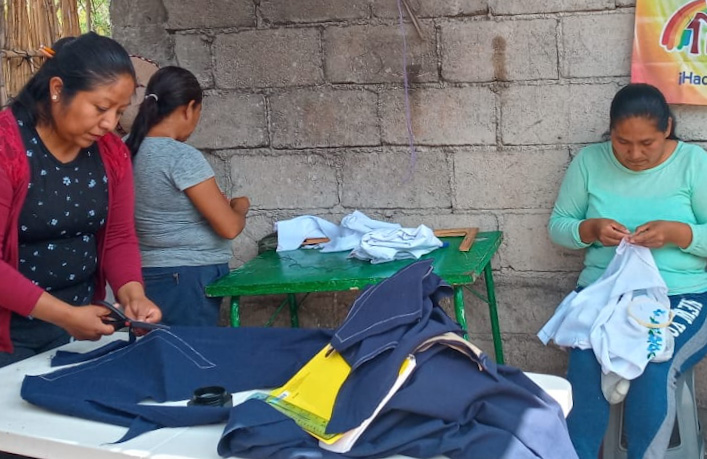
[145,93,159,102]
[38,45,55,58]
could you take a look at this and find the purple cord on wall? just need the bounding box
[396,0,418,183]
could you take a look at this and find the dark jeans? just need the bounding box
[0,314,70,368]
[142,263,229,327]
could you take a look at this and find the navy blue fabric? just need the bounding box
[21,260,576,459]
[22,326,332,440]
[51,334,135,367]
[219,344,574,459]
[328,260,461,432]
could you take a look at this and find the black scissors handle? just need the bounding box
[96,300,169,331]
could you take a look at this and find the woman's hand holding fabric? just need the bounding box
[579,218,630,246]
[117,281,162,328]
[629,220,693,249]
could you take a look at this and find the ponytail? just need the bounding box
[125,66,203,157]
[125,95,161,157]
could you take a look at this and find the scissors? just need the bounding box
[96,300,169,332]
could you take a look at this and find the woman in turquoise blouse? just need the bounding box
[548,83,707,458]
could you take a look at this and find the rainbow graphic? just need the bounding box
[660,0,707,54]
[632,0,707,104]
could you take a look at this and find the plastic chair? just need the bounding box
[602,368,704,459]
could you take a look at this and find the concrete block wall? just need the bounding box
[112,0,707,406]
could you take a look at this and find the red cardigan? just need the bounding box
[0,109,144,353]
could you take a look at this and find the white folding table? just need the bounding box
[0,335,572,459]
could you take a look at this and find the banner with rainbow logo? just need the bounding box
[632,0,707,104]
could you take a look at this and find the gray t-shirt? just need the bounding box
[133,137,231,267]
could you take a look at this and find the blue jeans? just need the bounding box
[566,291,707,459]
[142,263,229,327]
[0,314,70,368]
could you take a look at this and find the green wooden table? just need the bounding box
[206,231,505,363]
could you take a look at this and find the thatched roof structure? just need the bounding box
[0,0,86,105]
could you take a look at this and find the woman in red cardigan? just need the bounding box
[0,32,161,366]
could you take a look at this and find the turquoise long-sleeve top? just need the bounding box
[548,141,707,295]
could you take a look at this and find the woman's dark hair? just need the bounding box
[125,66,203,157]
[609,83,678,140]
[10,32,136,126]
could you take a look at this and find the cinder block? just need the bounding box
[163,0,255,29]
[203,151,232,194]
[270,88,379,148]
[499,335,569,375]
[372,0,487,18]
[380,87,496,145]
[616,0,636,6]
[238,290,357,328]
[671,105,707,142]
[175,34,213,89]
[214,29,322,88]
[295,290,358,328]
[229,153,339,209]
[260,0,369,24]
[341,148,452,209]
[324,23,438,84]
[463,272,579,335]
[501,83,619,145]
[489,0,613,15]
[499,212,586,272]
[230,213,274,267]
[112,25,174,65]
[189,92,267,150]
[110,0,166,27]
[393,212,499,232]
[454,148,570,209]
[562,13,634,78]
[441,18,558,82]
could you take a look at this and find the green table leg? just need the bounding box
[288,293,299,328]
[453,286,468,340]
[230,296,240,327]
[484,262,504,364]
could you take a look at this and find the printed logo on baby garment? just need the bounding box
[647,309,667,360]
[669,299,703,338]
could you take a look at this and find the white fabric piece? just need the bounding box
[321,211,401,253]
[590,291,672,379]
[274,216,342,252]
[537,290,580,347]
[275,212,402,253]
[537,240,672,380]
[348,225,443,264]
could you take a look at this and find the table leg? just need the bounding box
[484,262,504,364]
[288,294,299,328]
[230,296,241,327]
[453,286,468,340]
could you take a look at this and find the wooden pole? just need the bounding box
[1,0,83,99]
[0,0,7,106]
[85,0,91,32]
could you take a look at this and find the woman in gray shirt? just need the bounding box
[125,67,249,326]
